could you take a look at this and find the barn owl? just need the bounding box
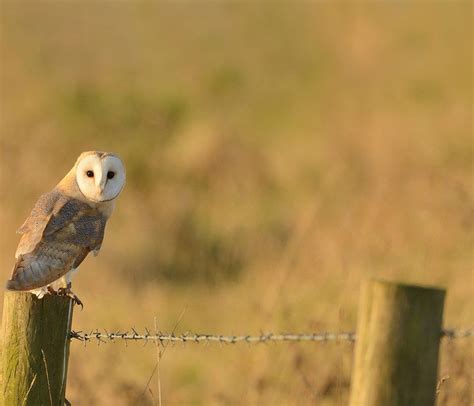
[6,151,125,306]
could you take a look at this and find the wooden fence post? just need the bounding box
[0,291,74,405]
[349,279,445,406]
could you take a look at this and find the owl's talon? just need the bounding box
[68,293,83,309]
[57,288,83,309]
[47,286,58,295]
[72,294,83,309]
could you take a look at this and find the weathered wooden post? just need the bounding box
[0,291,74,405]
[349,279,445,406]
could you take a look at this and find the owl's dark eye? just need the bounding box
[86,170,94,178]
[107,171,115,179]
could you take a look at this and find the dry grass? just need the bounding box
[0,2,472,405]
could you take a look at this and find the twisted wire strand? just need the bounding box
[69,328,473,345]
[441,328,474,339]
[69,330,356,344]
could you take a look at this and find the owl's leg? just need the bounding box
[29,286,50,298]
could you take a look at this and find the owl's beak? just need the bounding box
[96,174,107,193]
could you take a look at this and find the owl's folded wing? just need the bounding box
[17,190,59,232]
[8,190,106,290]
[15,190,62,256]
[15,189,72,256]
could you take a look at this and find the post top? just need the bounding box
[367,278,446,295]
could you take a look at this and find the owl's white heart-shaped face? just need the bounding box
[75,153,125,202]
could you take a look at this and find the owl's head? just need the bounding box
[75,151,126,202]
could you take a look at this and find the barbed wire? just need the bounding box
[441,329,474,339]
[69,328,473,345]
[69,330,356,345]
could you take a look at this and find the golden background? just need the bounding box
[0,2,472,405]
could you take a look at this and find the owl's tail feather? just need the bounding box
[5,278,20,290]
[7,257,60,291]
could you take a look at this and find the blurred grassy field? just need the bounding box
[0,2,472,405]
